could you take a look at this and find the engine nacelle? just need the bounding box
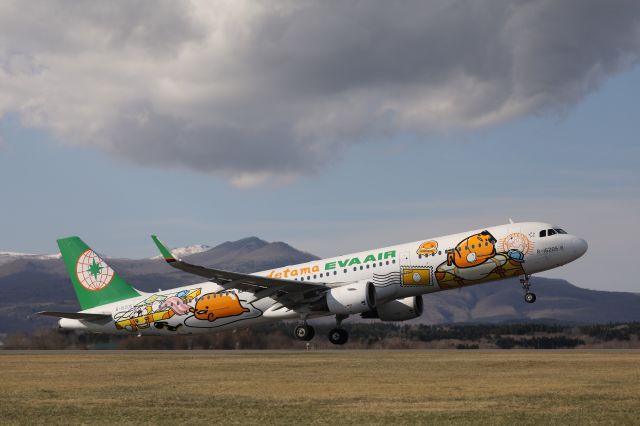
[314,280,376,315]
[372,296,423,321]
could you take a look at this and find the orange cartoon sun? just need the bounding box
[499,233,534,255]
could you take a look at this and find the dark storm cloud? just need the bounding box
[1,0,639,185]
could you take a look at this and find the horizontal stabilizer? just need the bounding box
[37,311,111,321]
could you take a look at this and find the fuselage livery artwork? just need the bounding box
[40,222,587,345]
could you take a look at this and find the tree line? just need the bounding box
[2,322,639,350]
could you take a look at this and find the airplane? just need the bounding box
[38,221,587,345]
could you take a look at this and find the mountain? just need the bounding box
[185,237,317,273]
[0,237,638,333]
[416,278,640,324]
[0,252,61,267]
[0,237,319,333]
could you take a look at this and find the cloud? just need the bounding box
[1,0,639,185]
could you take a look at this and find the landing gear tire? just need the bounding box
[524,292,537,304]
[328,328,349,345]
[294,325,315,341]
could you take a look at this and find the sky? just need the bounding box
[0,1,639,293]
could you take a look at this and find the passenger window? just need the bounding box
[540,230,546,237]
[344,269,347,273]
[334,271,337,275]
[548,229,557,236]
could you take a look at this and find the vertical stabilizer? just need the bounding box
[57,237,140,310]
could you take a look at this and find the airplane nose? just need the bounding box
[574,237,588,258]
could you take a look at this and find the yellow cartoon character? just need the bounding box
[446,231,497,268]
[190,292,250,322]
[417,240,438,256]
[115,306,173,331]
[435,230,526,289]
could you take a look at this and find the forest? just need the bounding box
[2,322,639,350]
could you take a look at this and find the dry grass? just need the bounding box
[0,351,638,425]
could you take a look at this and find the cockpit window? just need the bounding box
[548,229,557,236]
[539,230,546,237]
[554,228,567,234]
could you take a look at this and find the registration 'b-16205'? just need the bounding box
[39,222,587,344]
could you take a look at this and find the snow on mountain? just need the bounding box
[0,244,212,266]
[150,244,211,259]
[0,252,61,266]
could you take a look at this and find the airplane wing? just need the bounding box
[151,235,328,304]
[37,311,112,321]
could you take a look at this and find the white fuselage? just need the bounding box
[59,222,587,335]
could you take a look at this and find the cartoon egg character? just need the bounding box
[401,267,432,286]
[190,292,250,322]
[417,240,438,256]
[446,231,497,268]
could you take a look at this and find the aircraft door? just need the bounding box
[502,224,539,273]
[399,250,412,267]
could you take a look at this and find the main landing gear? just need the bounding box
[328,314,349,345]
[294,324,315,341]
[293,314,350,344]
[328,328,348,345]
[520,274,536,304]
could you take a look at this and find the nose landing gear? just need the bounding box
[520,274,536,303]
[524,292,536,303]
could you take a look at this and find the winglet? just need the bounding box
[151,235,177,262]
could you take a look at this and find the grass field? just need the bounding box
[0,351,638,425]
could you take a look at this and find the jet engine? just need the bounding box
[362,296,423,321]
[311,280,376,315]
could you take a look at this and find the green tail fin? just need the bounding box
[57,237,140,310]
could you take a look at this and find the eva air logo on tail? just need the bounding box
[76,249,114,291]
